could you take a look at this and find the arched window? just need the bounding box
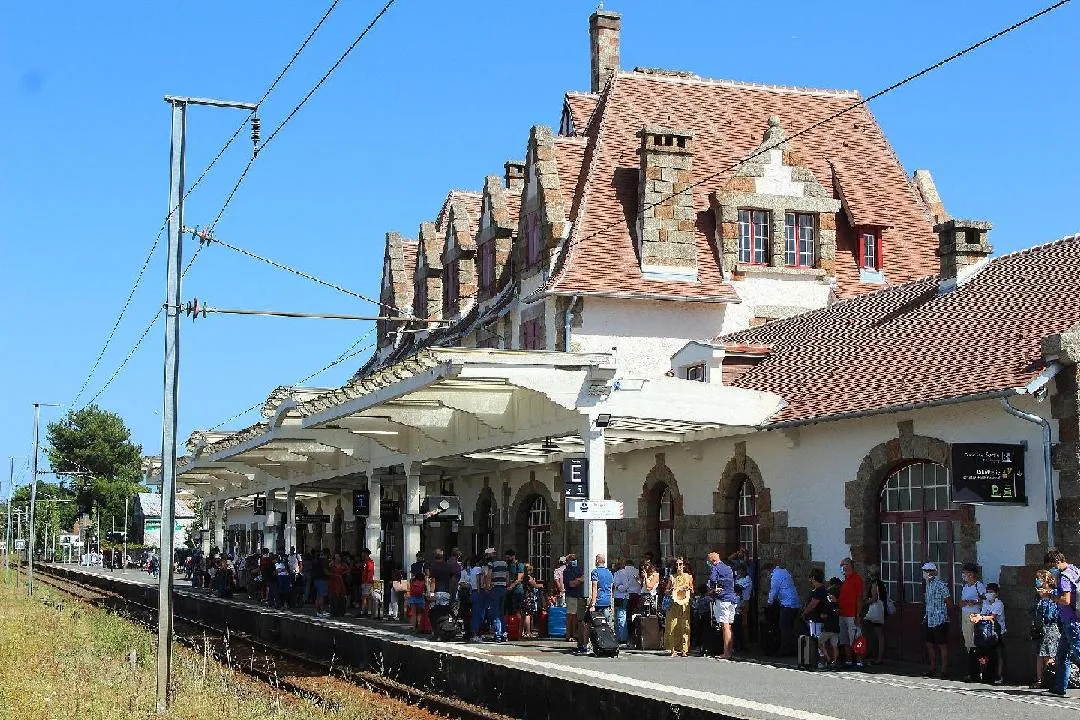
[658,487,675,566]
[736,477,758,559]
[527,496,551,583]
[879,462,961,607]
[475,496,497,558]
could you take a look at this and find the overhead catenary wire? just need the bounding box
[208,329,377,431]
[188,228,413,317]
[77,0,397,409]
[71,0,346,407]
[552,0,1072,264]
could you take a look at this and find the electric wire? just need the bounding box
[78,0,394,409]
[553,0,1072,263]
[189,228,412,316]
[71,0,346,406]
[208,330,377,431]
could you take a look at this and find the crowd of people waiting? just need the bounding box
[174,542,1080,698]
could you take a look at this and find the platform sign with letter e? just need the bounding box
[563,458,589,499]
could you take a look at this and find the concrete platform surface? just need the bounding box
[53,564,1080,720]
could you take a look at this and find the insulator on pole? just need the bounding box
[251,116,261,156]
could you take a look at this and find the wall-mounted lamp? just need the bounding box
[595,413,612,428]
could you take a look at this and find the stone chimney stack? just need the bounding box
[638,126,696,280]
[934,218,992,289]
[589,9,620,94]
[504,161,525,192]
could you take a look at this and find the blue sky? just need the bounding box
[1,1,1077,491]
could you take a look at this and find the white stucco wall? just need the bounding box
[725,275,834,331]
[572,297,729,376]
[505,393,1055,584]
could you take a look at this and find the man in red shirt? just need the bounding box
[837,557,864,667]
[360,548,377,618]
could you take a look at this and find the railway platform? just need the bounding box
[45,564,1080,720]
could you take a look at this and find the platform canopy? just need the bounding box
[176,348,785,500]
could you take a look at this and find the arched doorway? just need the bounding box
[527,496,551,583]
[879,461,963,662]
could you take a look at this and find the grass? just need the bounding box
[0,575,420,720]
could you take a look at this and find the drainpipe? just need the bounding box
[564,295,581,352]
[1000,363,1061,548]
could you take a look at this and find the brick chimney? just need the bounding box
[638,126,696,280]
[504,160,525,192]
[590,9,620,94]
[934,218,992,291]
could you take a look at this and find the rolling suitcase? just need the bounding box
[547,606,567,638]
[329,594,347,618]
[633,614,664,650]
[589,614,620,657]
[797,634,819,670]
[504,613,522,640]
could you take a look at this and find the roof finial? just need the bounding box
[763,115,787,147]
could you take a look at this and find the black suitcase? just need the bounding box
[329,594,347,617]
[759,620,781,656]
[797,634,818,670]
[589,615,620,657]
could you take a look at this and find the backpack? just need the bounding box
[1063,565,1080,612]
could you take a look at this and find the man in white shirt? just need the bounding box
[612,558,638,644]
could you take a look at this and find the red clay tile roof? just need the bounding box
[435,190,482,234]
[553,137,589,223]
[564,92,600,137]
[721,234,1080,424]
[546,70,939,302]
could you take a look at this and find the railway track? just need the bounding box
[33,567,510,720]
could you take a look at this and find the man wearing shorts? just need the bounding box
[707,552,739,660]
[922,561,952,678]
[359,548,376,618]
[837,557,864,667]
[564,553,584,643]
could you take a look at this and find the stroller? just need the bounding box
[428,591,464,642]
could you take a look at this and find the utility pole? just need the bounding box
[5,459,12,584]
[123,495,128,574]
[156,94,257,714]
[28,402,59,597]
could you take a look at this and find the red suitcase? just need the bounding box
[537,609,548,638]
[420,607,432,634]
[504,613,522,640]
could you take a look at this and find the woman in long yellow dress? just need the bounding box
[665,556,693,657]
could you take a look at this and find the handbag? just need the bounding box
[864,600,885,625]
[973,618,999,648]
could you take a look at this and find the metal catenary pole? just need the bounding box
[4,458,12,584]
[156,94,257,714]
[123,494,128,574]
[27,401,59,597]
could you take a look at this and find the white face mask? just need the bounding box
[923,572,933,582]
[985,591,997,601]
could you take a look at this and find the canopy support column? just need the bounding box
[264,489,278,554]
[365,469,382,582]
[403,463,422,568]
[582,415,607,593]
[284,487,297,552]
[212,498,225,552]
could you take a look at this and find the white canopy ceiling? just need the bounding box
[176,348,785,500]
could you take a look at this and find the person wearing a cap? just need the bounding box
[552,555,568,608]
[922,561,953,678]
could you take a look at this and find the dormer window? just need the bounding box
[737,209,769,265]
[784,212,815,267]
[859,228,882,271]
[479,240,496,296]
[525,214,542,268]
[684,363,706,382]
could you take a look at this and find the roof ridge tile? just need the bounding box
[620,68,861,99]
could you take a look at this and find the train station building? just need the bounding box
[171,9,1080,666]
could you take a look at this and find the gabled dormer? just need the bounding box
[476,176,516,302]
[709,116,841,281]
[440,193,480,319]
[517,125,570,283]
[376,231,417,351]
[413,221,442,326]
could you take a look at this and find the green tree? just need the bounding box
[45,404,144,519]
